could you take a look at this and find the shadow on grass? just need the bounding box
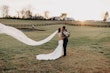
[17,28,46,32]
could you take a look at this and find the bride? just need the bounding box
[36,28,64,60]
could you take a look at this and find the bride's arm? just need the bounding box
[59,33,65,40]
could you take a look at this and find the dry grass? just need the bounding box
[0,23,110,73]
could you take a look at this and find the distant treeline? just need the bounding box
[0,18,110,27]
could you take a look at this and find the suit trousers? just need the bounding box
[63,38,68,56]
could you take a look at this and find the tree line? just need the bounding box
[0,5,109,21]
[0,5,46,20]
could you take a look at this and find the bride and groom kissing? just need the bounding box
[58,26,69,56]
[36,26,70,60]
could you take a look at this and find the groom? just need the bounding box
[62,26,69,56]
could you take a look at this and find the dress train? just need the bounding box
[36,40,64,60]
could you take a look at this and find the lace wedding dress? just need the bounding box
[0,23,57,46]
[36,40,64,60]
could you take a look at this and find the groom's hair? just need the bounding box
[63,26,66,29]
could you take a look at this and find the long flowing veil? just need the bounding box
[0,23,57,46]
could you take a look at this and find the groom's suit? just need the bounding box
[62,30,68,56]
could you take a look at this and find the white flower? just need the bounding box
[63,31,70,37]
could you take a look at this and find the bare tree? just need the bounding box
[25,10,32,18]
[20,8,26,18]
[19,6,33,19]
[44,11,49,19]
[1,5,9,18]
[60,13,67,20]
[16,10,20,18]
[103,11,109,22]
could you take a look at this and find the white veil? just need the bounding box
[0,23,57,46]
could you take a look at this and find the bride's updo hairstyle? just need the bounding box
[58,28,61,33]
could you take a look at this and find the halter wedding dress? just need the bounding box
[36,33,64,60]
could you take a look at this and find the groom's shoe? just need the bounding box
[63,55,66,56]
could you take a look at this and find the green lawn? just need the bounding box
[0,25,110,73]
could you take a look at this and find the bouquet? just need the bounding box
[63,31,70,37]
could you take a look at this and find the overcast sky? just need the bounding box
[0,0,110,20]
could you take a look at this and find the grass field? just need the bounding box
[0,24,110,73]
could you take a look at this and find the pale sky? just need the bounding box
[0,0,110,20]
